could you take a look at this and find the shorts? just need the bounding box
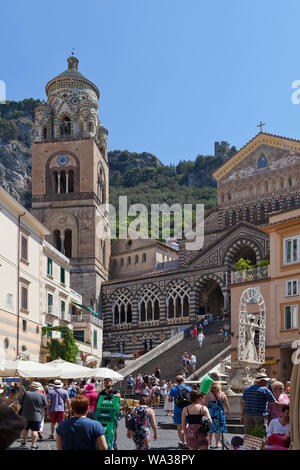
[173,407,183,425]
[25,420,41,431]
[153,395,160,405]
[49,411,65,424]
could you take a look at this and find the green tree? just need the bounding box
[42,326,79,363]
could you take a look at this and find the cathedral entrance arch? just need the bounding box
[195,275,225,318]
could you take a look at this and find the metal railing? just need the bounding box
[232,265,269,284]
[72,313,103,328]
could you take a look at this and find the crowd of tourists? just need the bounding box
[0,367,292,451]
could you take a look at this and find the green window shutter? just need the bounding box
[93,330,97,348]
[47,258,53,276]
[47,324,52,338]
[60,267,65,284]
[61,300,65,319]
[73,330,85,342]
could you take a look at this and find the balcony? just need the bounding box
[231,265,269,284]
[61,312,71,322]
[72,313,103,328]
[70,288,82,304]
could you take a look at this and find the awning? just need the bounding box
[71,301,99,317]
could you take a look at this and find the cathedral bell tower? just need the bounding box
[31,55,110,310]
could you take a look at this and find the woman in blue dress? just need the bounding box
[203,382,230,448]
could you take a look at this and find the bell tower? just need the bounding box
[31,55,110,310]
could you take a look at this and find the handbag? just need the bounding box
[198,406,211,434]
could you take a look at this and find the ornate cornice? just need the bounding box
[213,132,300,181]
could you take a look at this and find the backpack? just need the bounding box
[68,387,77,398]
[125,407,149,432]
[154,387,160,396]
[175,385,191,408]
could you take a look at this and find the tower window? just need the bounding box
[53,230,62,252]
[64,229,72,259]
[61,117,71,136]
[60,171,66,193]
[69,170,75,193]
[43,127,48,140]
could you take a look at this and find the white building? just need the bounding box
[41,242,103,366]
[0,185,103,365]
[0,186,49,361]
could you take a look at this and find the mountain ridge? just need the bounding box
[0,99,236,212]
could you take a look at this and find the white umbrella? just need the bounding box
[43,358,93,379]
[85,368,124,380]
[0,359,59,378]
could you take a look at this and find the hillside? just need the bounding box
[0,99,236,214]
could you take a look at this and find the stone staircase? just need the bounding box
[118,321,229,392]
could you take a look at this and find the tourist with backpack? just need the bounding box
[168,375,192,449]
[151,383,161,409]
[126,396,158,450]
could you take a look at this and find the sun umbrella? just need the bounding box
[43,358,94,379]
[0,359,59,378]
[290,344,300,450]
[85,368,124,380]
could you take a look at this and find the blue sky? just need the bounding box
[1,0,300,165]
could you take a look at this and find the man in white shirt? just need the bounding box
[190,354,197,372]
[267,406,290,438]
[198,332,205,348]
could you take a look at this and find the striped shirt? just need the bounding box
[243,384,276,416]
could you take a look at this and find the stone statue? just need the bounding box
[240,366,254,390]
[240,314,259,363]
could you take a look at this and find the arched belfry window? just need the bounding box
[97,166,105,203]
[61,117,71,136]
[64,229,72,259]
[53,230,61,252]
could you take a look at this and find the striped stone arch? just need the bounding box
[163,278,192,295]
[222,237,264,266]
[136,282,162,297]
[194,273,225,290]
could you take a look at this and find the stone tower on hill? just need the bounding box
[31,55,110,311]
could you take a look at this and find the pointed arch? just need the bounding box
[111,288,134,325]
[165,279,191,319]
[137,284,161,322]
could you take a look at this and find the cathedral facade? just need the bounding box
[102,132,300,354]
[30,57,300,357]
